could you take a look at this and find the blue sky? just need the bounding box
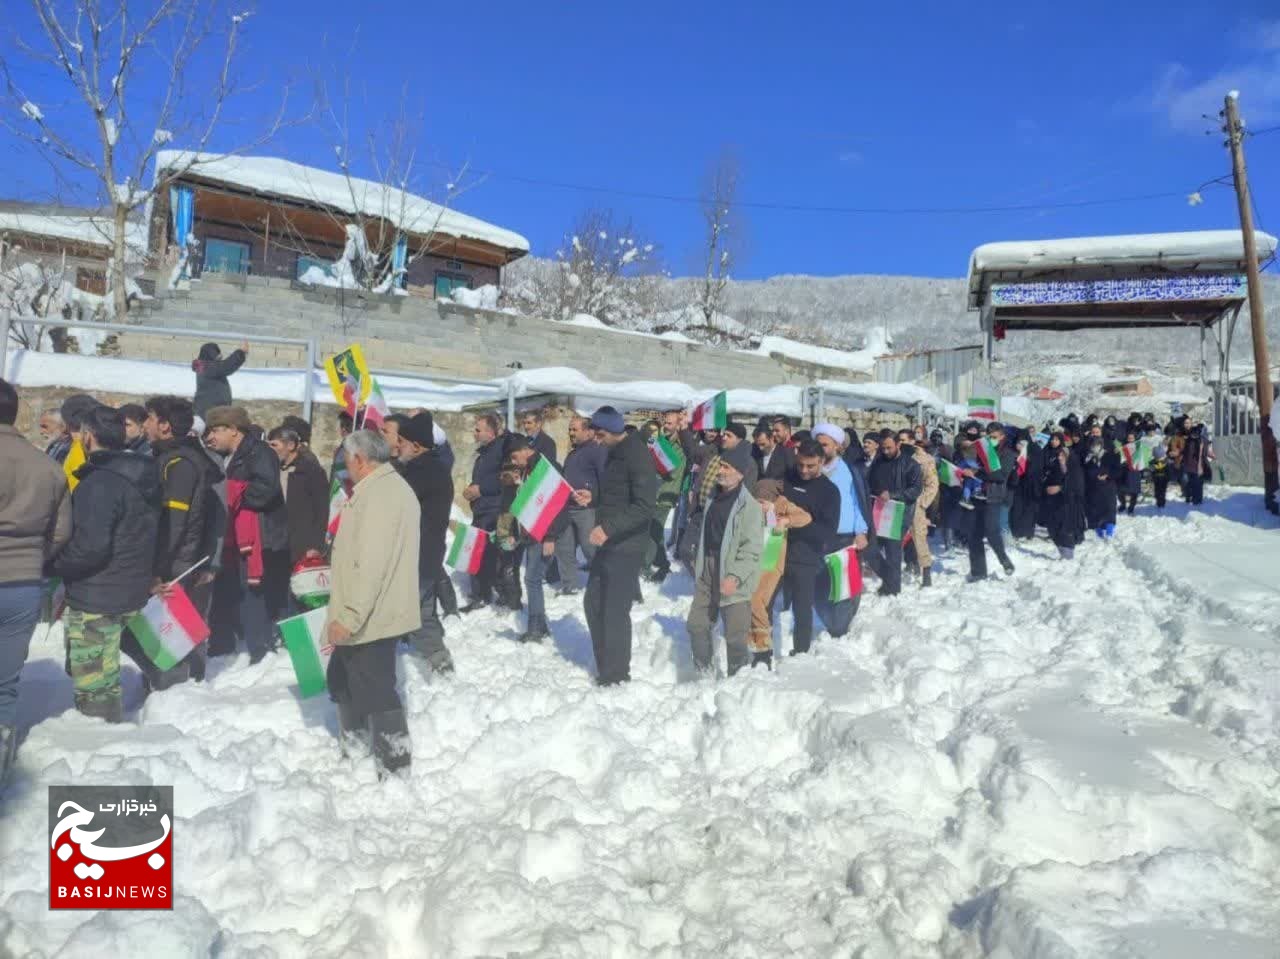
[3,0,1279,279]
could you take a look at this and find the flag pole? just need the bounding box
[167,555,210,588]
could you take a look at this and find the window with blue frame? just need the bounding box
[434,272,471,298]
[203,238,251,275]
[296,255,333,281]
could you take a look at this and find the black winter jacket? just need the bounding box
[191,349,246,416]
[283,449,330,565]
[563,441,608,509]
[470,436,506,528]
[398,452,454,575]
[596,431,658,555]
[976,442,1016,505]
[867,450,923,508]
[152,436,222,580]
[527,431,558,464]
[224,433,287,551]
[52,450,161,615]
[781,471,841,567]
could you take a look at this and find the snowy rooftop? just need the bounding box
[968,230,1278,279]
[154,151,530,254]
[0,210,148,253]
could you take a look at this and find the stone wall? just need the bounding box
[121,272,872,387]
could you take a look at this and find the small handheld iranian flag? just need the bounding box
[872,498,908,539]
[760,528,786,572]
[279,607,329,698]
[1123,442,1151,470]
[968,397,997,421]
[976,437,1002,471]
[648,434,685,478]
[125,585,210,671]
[690,392,728,431]
[511,456,573,541]
[936,458,963,487]
[824,546,863,602]
[446,520,488,573]
[290,559,332,610]
[359,376,389,430]
[327,474,349,541]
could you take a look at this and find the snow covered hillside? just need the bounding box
[2,490,1278,957]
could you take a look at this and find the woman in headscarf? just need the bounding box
[1116,427,1142,515]
[192,341,249,417]
[1082,433,1121,537]
[1041,434,1086,559]
[1008,427,1044,539]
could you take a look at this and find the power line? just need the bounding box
[466,167,1189,217]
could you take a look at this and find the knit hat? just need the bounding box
[812,422,845,446]
[205,405,250,431]
[400,411,435,449]
[589,405,626,434]
[719,441,754,477]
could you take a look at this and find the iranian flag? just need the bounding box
[824,546,863,602]
[968,397,997,421]
[1123,442,1151,470]
[511,456,573,541]
[760,528,786,572]
[279,608,329,698]
[360,377,389,430]
[690,392,728,431]
[648,434,684,477]
[125,585,210,671]
[290,560,332,610]
[446,520,488,574]
[327,474,349,541]
[872,498,907,539]
[936,458,963,487]
[976,437,1002,471]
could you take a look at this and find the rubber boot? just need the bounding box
[921,567,932,588]
[369,709,412,778]
[519,614,550,644]
[0,725,17,791]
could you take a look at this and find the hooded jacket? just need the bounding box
[191,347,247,416]
[151,435,222,580]
[51,449,162,615]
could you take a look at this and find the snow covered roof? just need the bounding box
[154,151,530,254]
[0,210,147,253]
[969,230,1277,278]
[752,329,888,376]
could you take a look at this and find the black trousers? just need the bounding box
[1153,476,1169,508]
[777,561,818,653]
[435,567,458,616]
[968,501,1013,579]
[469,518,499,602]
[875,539,903,595]
[1119,492,1138,514]
[1185,473,1205,505]
[326,636,401,722]
[584,548,645,684]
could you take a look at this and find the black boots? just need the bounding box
[369,710,411,778]
[338,704,411,778]
[519,614,550,644]
[921,567,932,588]
[0,724,17,791]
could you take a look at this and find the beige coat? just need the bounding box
[0,425,72,584]
[913,446,939,511]
[327,462,422,645]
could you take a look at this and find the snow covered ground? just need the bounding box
[2,488,1277,957]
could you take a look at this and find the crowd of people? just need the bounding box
[0,342,1228,783]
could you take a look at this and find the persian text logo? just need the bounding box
[49,785,173,910]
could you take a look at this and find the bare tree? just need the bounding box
[506,208,660,326]
[268,81,472,301]
[0,1,294,319]
[695,150,740,326]
[0,234,104,349]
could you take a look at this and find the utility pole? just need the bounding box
[1223,93,1275,457]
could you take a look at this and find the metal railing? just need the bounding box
[1,311,318,420]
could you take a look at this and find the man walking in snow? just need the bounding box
[392,412,456,675]
[686,442,763,677]
[461,413,506,611]
[0,379,71,782]
[867,429,923,596]
[325,428,420,777]
[204,405,286,662]
[775,441,840,655]
[50,404,161,722]
[585,406,656,686]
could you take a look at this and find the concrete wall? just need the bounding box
[124,273,873,388]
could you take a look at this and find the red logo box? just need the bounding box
[49,785,173,910]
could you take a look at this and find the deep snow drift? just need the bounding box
[2,489,1278,957]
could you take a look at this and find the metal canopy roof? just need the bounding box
[967,230,1276,332]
